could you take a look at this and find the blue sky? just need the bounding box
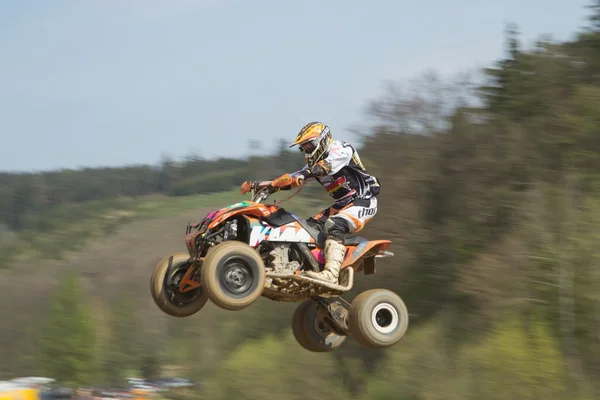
[0,0,591,172]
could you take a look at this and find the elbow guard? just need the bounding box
[307,161,330,178]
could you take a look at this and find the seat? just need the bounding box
[264,209,368,248]
[342,235,369,246]
[265,208,326,247]
[264,207,296,227]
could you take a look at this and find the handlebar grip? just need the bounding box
[256,180,273,188]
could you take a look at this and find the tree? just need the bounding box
[38,272,97,387]
[587,0,600,31]
[102,293,140,386]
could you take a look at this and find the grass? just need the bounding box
[0,186,329,269]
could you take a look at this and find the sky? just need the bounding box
[0,0,592,172]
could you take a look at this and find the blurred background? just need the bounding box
[2,0,600,399]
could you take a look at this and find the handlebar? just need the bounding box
[242,174,305,203]
[251,187,272,203]
[251,181,276,203]
[240,180,276,203]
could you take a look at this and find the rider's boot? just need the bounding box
[305,239,345,284]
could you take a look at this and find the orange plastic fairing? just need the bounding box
[244,216,317,246]
[342,240,391,269]
[207,202,279,229]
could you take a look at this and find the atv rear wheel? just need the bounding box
[291,299,347,352]
[150,252,208,317]
[347,289,409,348]
[201,241,266,311]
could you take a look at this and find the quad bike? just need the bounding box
[150,180,409,351]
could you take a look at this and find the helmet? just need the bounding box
[289,122,333,167]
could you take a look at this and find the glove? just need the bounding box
[240,181,254,195]
[270,173,304,190]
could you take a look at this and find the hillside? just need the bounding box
[0,187,332,380]
[3,183,589,400]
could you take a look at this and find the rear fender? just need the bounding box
[342,240,391,269]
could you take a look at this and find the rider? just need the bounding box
[240,122,381,285]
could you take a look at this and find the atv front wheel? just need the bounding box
[291,299,346,352]
[200,241,266,311]
[347,289,409,348]
[150,252,208,317]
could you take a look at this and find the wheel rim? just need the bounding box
[164,263,203,305]
[371,303,399,334]
[313,317,333,338]
[219,257,254,296]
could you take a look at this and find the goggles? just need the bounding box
[299,138,318,154]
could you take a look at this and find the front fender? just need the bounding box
[207,203,276,229]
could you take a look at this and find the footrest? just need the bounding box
[266,267,354,292]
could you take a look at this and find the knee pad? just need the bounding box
[324,217,350,242]
[326,231,344,243]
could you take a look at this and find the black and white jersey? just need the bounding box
[300,140,381,206]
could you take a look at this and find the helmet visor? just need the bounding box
[299,138,318,154]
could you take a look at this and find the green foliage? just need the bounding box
[38,272,97,387]
[354,313,569,400]
[201,333,352,400]
[167,167,250,197]
[472,313,568,399]
[0,143,305,234]
[101,293,140,387]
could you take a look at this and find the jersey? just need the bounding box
[297,140,381,206]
